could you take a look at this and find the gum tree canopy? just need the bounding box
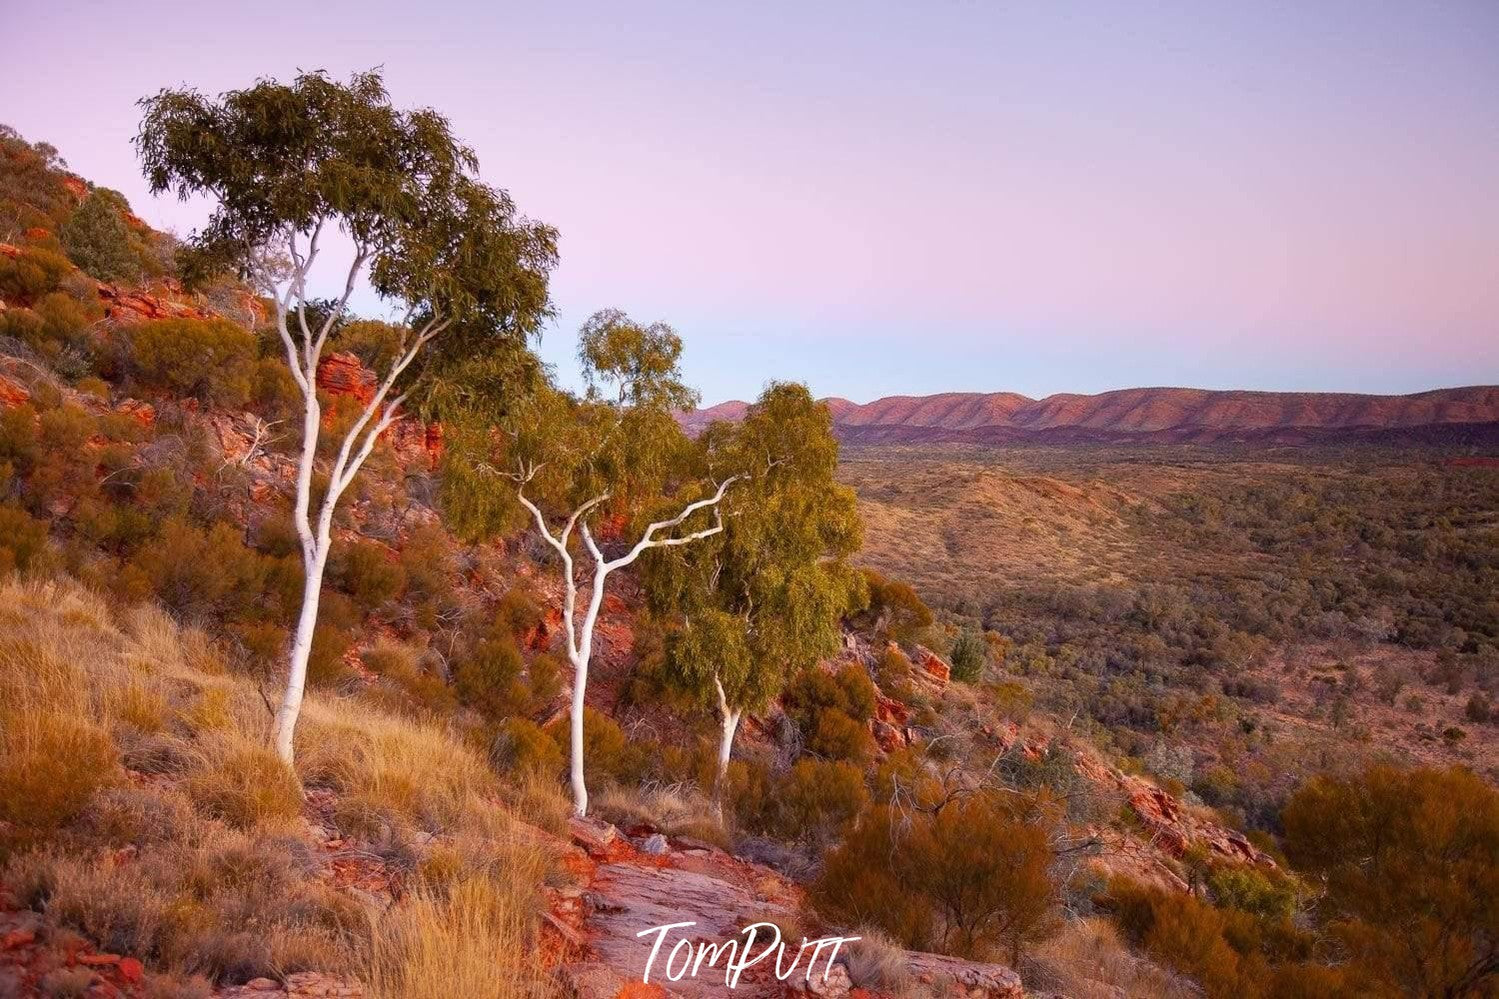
[641,382,866,813]
[442,309,743,816]
[136,69,558,762]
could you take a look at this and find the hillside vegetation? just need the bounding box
[2,98,1497,999]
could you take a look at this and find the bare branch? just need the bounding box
[604,475,742,571]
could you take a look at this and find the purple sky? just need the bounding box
[9,0,1498,403]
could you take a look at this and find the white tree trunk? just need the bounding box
[714,704,742,816]
[514,476,740,817]
[565,571,608,817]
[258,228,445,765]
[273,537,327,760]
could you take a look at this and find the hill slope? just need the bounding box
[685,385,1499,445]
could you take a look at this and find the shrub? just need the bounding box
[454,636,528,720]
[492,586,543,641]
[786,662,877,728]
[1205,865,1298,921]
[0,502,50,573]
[814,792,1058,963]
[549,707,647,786]
[0,710,118,854]
[777,759,869,842]
[1104,879,1254,999]
[807,707,875,763]
[0,245,72,300]
[126,518,268,620]
[306,621,355,687]
[61,188,140,284]
[1282,764,1499,998]
[331,537,406,609]
[949,627,988,683]
[128,318,256,407]
[493,717,564,778]
[857,569,933,642]
[250,356,300,418]
[874,644,912,692]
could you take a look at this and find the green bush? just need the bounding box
[786,663,877,728]
[0,246,72,300]
[128,317,256,407]
[857,569,933,643]
[785,663,878,762]
[813,793,1058,963]
[808,708,875,763]
[949,628,988,683]
[454,637,528,719]
[331,538,406,609]
[125,517,269,620]
[493,717,564,778]
[492,586,544,641]
[548,707,647,786]
[61,189,141,284]
[777,759,869,841]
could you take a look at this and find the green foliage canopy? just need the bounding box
[640,382,866,717]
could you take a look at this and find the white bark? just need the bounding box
[712,674,742,816]
[514,473,739,816]
[259,227,448,764]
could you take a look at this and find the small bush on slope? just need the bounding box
[812,791,1058,964]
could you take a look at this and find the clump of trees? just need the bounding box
[440,309,744,815]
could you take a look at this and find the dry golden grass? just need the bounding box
[366,863,558,999]
[842,927,914,992]
[0,574,563,991]
[1023,917,1197,999]
[592,781,729,848]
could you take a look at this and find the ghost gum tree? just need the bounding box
[442,309,741,816]
[640,383,865,813]
[136,71,558,762]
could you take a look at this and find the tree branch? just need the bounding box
[605,476,742,571]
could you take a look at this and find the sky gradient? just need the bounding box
[8,0,1497,403]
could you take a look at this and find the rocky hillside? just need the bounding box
[684,385,1499,445]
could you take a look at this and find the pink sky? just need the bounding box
[8,0,1497,402]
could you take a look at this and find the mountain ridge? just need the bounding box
[681,385,1499,445]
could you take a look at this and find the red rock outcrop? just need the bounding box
[97,282,216,324]
[315,352,377,405]
[1072,751,1272,868]
[553,818,1024,999]
[908,644,951,687]
[0,376,29,409]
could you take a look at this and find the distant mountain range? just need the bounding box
[680,386,1499,446]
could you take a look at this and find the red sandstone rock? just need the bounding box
[0,376,29,409]
[909,645,951,686]
[874,694,910,726]
[315,352,376,404]
[871,719,906,753]
[97,282,215,324]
